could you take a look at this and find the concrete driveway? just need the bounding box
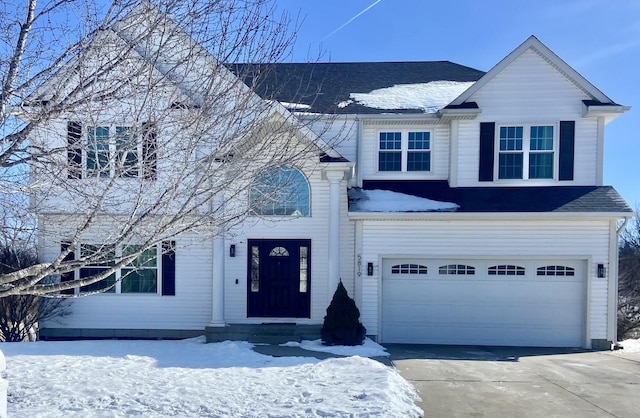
[386,344,640,418]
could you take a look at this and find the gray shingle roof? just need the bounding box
[359,181,632,213]
[227,62,485,114]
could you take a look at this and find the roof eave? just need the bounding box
[582,103,631,123]
[437,107,481,121]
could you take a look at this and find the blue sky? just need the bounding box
[276,0,640,208]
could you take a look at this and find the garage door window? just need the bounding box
[488,265,525,276]
[391,264,427,274]
[537,265,575,276]
[438,264,475,275]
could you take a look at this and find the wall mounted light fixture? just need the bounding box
[597,263,606,278]
[229,244,236,258]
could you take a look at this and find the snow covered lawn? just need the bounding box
[0,337,422,417]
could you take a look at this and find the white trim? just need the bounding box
[356,118,364,187]
[450,36,613,106]
[449,120,459,187]
[354,220,364,308]
[596,117,605,186]
[585,255,593,349]
[582,103,630,122]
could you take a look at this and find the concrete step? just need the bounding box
[205,324,322,344]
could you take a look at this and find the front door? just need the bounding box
[247,239,311,318]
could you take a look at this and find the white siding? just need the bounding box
[357,218,611,341]
[456,48,599,187]
[306,116,358,163]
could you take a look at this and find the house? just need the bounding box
[33,5,631,349]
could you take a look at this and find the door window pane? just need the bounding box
[251,246,260,292]
[299,246,308,293]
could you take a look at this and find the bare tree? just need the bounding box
[0,245,70,341]
[619,210,640,339]
[0,0,333,297]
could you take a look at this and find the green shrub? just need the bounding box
[321,281,366,346]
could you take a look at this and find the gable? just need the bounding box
[469,48,590,118]
[450,36,628,123]
[26,28,193,115]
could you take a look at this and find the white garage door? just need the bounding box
[381,259,585,347]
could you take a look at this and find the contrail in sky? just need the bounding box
[322,0,384,41]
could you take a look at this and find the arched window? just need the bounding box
[250,165,310,216]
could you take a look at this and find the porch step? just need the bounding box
[205,324,322,344]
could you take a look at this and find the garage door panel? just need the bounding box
[382,259,585,347]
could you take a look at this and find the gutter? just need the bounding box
[348,211,635,221]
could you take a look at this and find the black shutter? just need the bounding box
[162,241,176,296]
[479,122,495,182]
[60,242,75,295]
[559,121,575,181]
[67,122,82,179]
[142,122,157,180]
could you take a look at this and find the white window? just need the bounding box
[86,125,139,178]
[497,124,555,180]
[75,244,161,295]
[378,131,432,172]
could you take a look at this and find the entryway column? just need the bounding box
[210,192,225,327]
[325,169,346,296]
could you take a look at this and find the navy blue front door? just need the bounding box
[247,239,311,318]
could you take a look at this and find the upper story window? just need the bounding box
[67,121,157,180]
[378,131,431,172]
[497,125,555,180]
[479,121,575,183]
[250,165,310,216]
[87,126,138,178]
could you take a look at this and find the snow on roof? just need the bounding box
[342,81,474,113]
[349,189,459,212]
[278,101,311,111]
